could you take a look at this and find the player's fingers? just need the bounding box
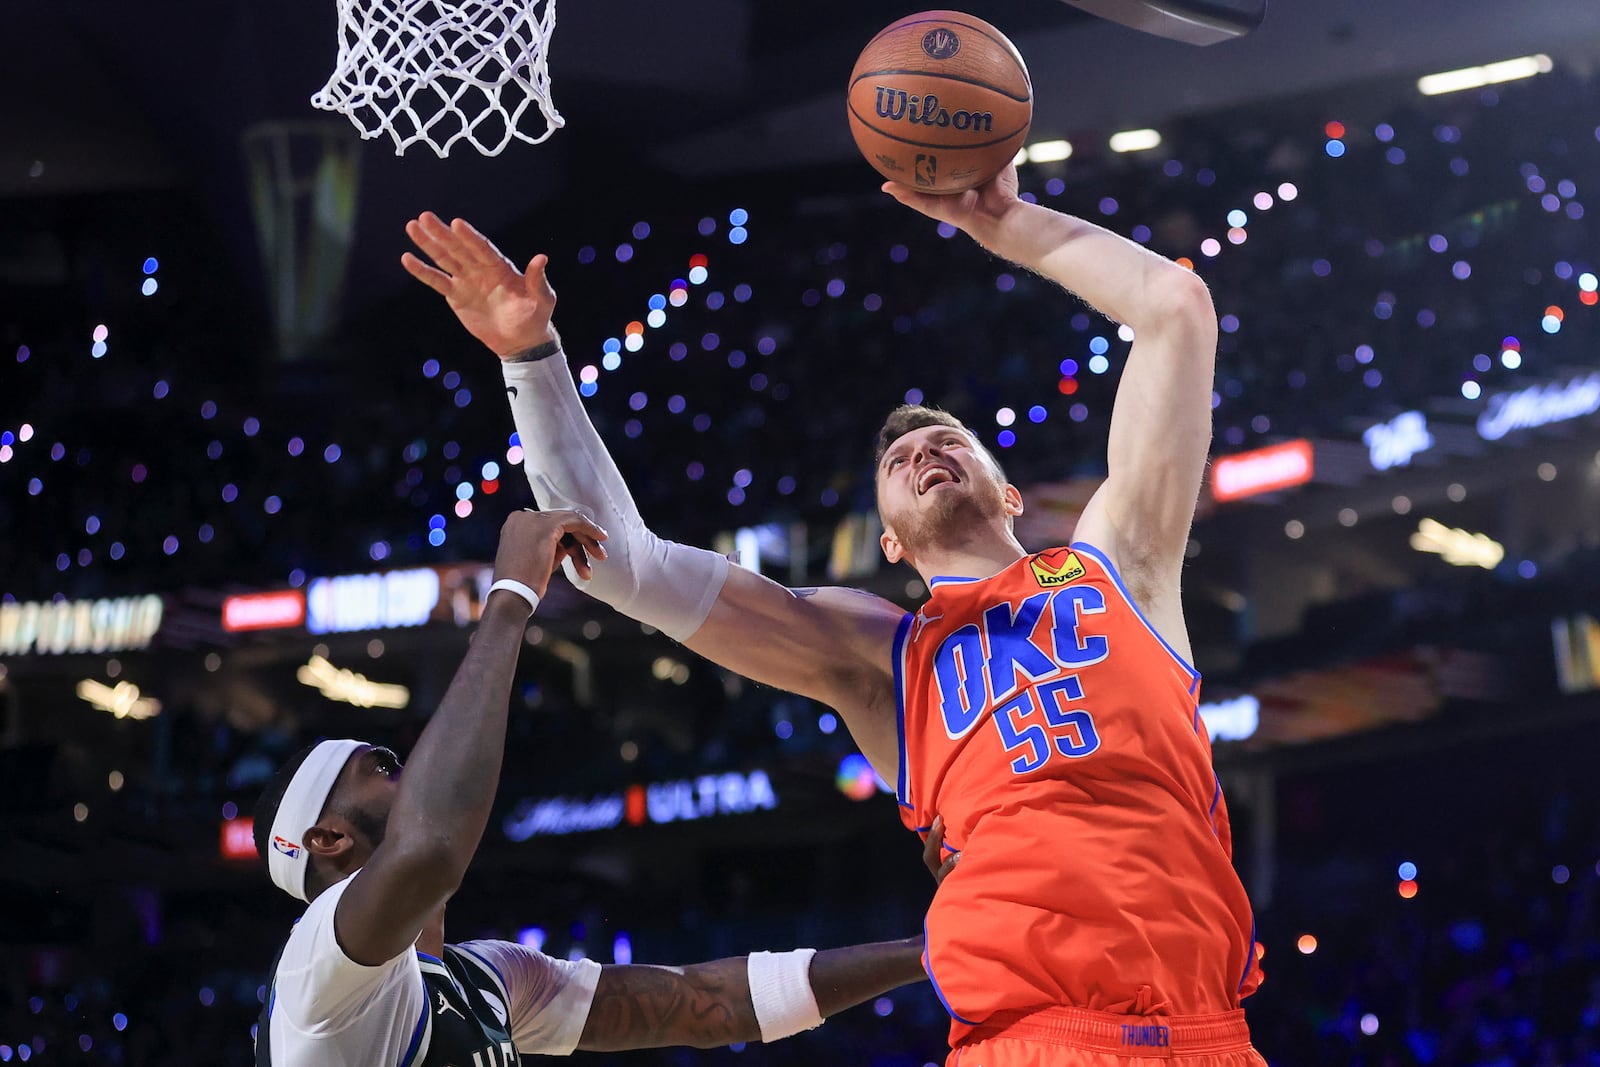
[563,544,593,581]
[936,851,960,883]
[560,530,607,564]
[572,534,607,559]
[414,212,467,272]
[403,219,444,262]
[922,815,945,874]
[552,510,607,541]
[407,230,462,277]
[525,254,556,301]
[400,252,454,295]
[533,515,608,571]
[881,181,950,221]
[449,217,511,268]
[881,180,918,206]
[556,531,597,579]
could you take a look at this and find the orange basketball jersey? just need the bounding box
[893,543,1261,1045]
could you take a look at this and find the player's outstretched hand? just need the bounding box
[402,212,559,359]
[494,508,608,602]
[922,815,960,885]
[881,165,1022,251]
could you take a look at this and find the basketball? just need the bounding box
[847,10,1033,195]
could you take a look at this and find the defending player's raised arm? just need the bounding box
[334,510,605,966]
[883,169,1217,583]
[575,937,927,1052]
[404,215,905,779]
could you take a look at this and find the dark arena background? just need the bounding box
[5,0,1600,1063]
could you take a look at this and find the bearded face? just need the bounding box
[876,423,1013,564]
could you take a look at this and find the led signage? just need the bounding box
[1364,411,1433,471]
[77,679,162,720]
[1211,440,1314,503]
[297,655,410,709]
[504,770,779,841]
[221,816,257,860]
[222,590,306,632]
[0,596,163,656]
[1198,695,1260,742]
[306,569,441,634]
[1552,614,1600,694]
[1477,372,1600,441]
[1410,518,1504,569]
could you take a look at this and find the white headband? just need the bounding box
[267,739,365,902]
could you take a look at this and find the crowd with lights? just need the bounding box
[2,68,1595,595]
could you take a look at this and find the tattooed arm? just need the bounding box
[574,937,926,1051]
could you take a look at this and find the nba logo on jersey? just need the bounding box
[1029,549,1085,588]
[271,835,301,859]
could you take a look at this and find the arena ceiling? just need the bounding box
[3,0,1592,330]
[8,0,1598,201]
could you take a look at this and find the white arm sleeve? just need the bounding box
[501,351,728,641]
[271,873,420,1036]
[456,940,602,1056]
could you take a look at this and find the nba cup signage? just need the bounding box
[306,568,441,634]
[1197,695,1259,743]
[0,595,164,656]
[1210,440,1314,503]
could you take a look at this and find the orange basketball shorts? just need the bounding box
[948,1006,1266,1067]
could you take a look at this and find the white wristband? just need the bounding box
[487,579,540,614]
[747,948,822,1042]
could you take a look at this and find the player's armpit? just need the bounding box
[684,568,904,778]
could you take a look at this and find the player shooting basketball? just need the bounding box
[252,507,927,1066]
[403,156,1267,1065]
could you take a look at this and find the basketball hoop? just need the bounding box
[311,0,564,157]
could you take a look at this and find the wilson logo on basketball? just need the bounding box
[1030,551,1086,588]
[921,28,961,59]
[873,88,994,133]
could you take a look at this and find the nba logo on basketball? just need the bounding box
[921,28,961,59]
[914,154,938,187]
[272,835,302,859]
[1030,550,1086,588]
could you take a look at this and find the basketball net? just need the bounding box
[311,0,564,157]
